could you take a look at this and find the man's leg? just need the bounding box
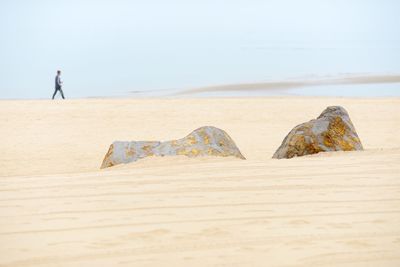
[52,89,58,99]
[59,89,65,99]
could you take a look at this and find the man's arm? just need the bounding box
[57,76,63,86]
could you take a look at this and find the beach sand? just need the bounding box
[1,97,400,266]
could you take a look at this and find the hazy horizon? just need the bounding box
[1,0,400,98]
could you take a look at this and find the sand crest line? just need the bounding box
[176,74,400,95]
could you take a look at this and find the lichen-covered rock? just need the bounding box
[101,126,245,168]
[273,106,363,159]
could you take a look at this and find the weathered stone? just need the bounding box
[101,126,245,168]
[273,106,363,159]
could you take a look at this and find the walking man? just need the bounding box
[52,70,65,99]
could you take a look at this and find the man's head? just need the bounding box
[57,70,61,75]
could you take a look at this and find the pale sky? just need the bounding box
[0,0,399,98]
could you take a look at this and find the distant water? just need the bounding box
[165,84,400,98]
[128,74,400,98]
[91,38,400,98]
[1,2,400,98]
[190,84,400,98]
[1,35,400,99]
[118,38,400,98]
[287,84,400,97]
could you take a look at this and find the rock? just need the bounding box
[273,106,363,159]
[101,126,245,168]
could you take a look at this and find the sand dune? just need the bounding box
[177,74,400,95]
[1,97,400,266]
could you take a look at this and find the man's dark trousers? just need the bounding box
[52,88,65,99]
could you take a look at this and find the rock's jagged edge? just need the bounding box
[272,106,363,159]
[101,126,245,169]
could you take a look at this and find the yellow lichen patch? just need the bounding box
[196,129,210,145]
[207,148,218,156]
[323,133,335,148]
[309,141,323,154]
[190,148,200,156]
[286,135,306,158]
[177,149,188,156]
[337,139,355,151]
[142,145,154,156]
[100,144,115,168]
[196,129,210,144]
[285,130,328,158]
[323,117,355,151]
[185,135,197,145]
[294,135,306,153]
[350,136,361,144]
[329,117,346,137]
[288,134,303,147]
[125,147,136,158]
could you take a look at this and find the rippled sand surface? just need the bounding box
[1,97,399,266]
